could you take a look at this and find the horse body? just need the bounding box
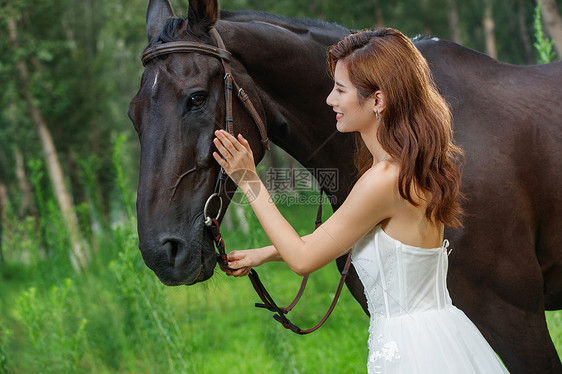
[417,39,562,371]
[129,0,561,372]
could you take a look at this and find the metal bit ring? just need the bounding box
[204,193,223,226]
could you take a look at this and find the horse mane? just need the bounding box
[151,16,214,46]
[151,10,349,46]
[220,10,349,35]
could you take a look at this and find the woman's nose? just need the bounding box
[326,89,335,107]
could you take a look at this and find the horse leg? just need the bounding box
[448,236,562,374]
[468,292,561,374]
[336,256,369,316]
[539,216,562,311]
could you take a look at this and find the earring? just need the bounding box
[375,111,380,121]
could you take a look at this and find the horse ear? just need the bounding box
[187,0,220,32]
[146,0,175,42]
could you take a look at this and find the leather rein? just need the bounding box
[141,28,352,335]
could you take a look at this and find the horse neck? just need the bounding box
[216,17,355,197]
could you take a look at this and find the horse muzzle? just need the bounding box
[139,234,217,286]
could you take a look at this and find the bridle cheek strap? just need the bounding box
[210,28,269,151]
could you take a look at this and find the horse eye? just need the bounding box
[189,93,206,108]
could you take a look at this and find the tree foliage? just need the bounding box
[0,0,560,256]
[535,2,557,63]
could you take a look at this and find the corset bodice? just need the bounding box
[352,225,452,320]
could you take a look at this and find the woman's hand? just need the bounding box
[222,249,269,277]
[213,130,257,187]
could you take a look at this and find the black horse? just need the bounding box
[128,0,562,372]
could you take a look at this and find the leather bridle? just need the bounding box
[141,27,352,335]
[142,28,269,153]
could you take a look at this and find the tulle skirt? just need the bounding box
[366,306,510,373]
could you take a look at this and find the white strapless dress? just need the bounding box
[352,225,510,373]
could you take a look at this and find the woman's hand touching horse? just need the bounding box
[223,247,279,277]
[222,250,254,277]
[213,130,258,188]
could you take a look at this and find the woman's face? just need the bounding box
[326,60,376,133]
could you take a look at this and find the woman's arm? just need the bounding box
[213,130,398,276]
[224,234,313,277]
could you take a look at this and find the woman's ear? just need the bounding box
[373,90,386,114]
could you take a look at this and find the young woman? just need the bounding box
[213,28,509,373]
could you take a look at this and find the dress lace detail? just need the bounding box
[352,225,509,374]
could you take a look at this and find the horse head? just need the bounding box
[128,0,268,285]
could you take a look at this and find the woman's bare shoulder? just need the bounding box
[312,160,401,259]
[355,160,399,192]
[345,160,401,212]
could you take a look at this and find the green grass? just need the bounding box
[547,311,562,357]
[0,187,369,373]
[0,147,560,372]
[2,195,561,373]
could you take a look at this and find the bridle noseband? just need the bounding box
[141,27,352,335]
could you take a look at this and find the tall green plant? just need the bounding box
[0,327,11,374]
[14,279,87,373]
[28,159,74,274]
[112,134,135,220]
[109,226,192,372]
[534,2,556,64]
[78,156,108,232]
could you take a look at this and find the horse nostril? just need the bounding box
[144,235,209,285]
[166,240,180,266]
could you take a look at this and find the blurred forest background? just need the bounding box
[1,0,561,246]
[1,0,561,267]
[0,0,561,373]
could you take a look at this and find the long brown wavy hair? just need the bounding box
[327,28,464,227]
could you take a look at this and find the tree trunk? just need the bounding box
[0,182,6,265]
[234,205,250,234]
[374,0,385,29]
[14,147,35,219]
[482,0,498,59]
[7,17,89,272]
[518,0,535,64]
[446,0,462,44]
[65,150,85,210]
[539,0,562,58]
